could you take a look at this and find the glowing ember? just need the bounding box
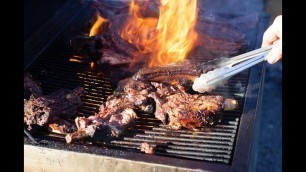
[120,0,198,67]
[69,58,82,63]
[90,62,95,68]
[72,55,84,59]
[89,14,108,37]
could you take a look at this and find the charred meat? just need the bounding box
[24,87,84,131]
[70,31,143,66]
[133,63,217,84]
[66,77,237,143]
[47,117,77,134]
[66,79,152,143]
[149,82,238,130]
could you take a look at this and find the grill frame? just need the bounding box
[24,0,269,171]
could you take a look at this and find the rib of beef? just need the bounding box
[133,62,217,83]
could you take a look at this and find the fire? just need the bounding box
[120,0,198,67]
[151,0,198,67]
[89,14,108,37]
[120,0,158,53]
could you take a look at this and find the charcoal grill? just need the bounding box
[24,0,269,171]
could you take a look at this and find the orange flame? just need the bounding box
[89,14,108,37]
[120,0,158,53]
[150,0,198,67]
[120,0,198,67]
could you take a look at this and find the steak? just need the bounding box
[149,82,238,130]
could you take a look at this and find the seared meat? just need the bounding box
[149,82,238,130]
[70,31,143,66]
[164,94,225,130]
[65,79,152,143]
[66,104,137,143]
[133,63,216,84]
[47,117,77,134]
[24,87,84,131]
[24,73,43,99]
[118,79,154,112]
[66,77,238,143]
[99,49,132,65]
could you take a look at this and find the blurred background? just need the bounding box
[256,0,282,171]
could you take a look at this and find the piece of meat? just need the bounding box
[197,33,246,57]
[98,48,132,65]
[47,117,77,134]
[140,142,154,154]
[66,78,238,143]
[133,63,216,84]
[149,82,238,130]
[70,31,143,66]
[24,73,43,99]
[147,82,185,123]
[101,31,140,57]
[66,106,137,143]
[24,87,84,131]
[118,79,154,112]
[65,79,151,143]
[166,94,225,130]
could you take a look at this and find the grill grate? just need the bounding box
[26,5,252,165]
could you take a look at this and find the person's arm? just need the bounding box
[261,15,282,64]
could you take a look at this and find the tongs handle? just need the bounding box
[217,45,273,68]
[206,45,272,85]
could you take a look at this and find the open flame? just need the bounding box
[120,0,198,67]
[120,0,158,54]
[89,14,108,37]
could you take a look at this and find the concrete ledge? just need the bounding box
[24,145,196,172]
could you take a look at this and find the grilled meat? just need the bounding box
[70,31,143,66]
[24,87,84,131]
[118,78,154,112]
[66,102,137,143]
[133,63,216,84]
[47,117,77,134]
[99,48,132,65]
[66,79,152,143]
[149,82,238,130]
[66,77,238,143]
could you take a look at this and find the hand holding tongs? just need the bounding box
[192,45,272,92]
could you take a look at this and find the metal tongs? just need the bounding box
[206,45,272,85]
[192,45,272,93]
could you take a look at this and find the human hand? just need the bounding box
[261,15,282,64]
